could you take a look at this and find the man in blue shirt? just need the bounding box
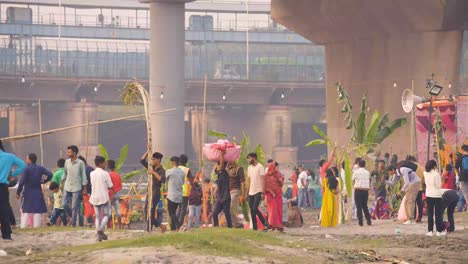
[0,140,26,240]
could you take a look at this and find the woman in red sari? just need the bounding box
[265,162,284,231]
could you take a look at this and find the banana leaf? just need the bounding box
[364,111,380,144]
[375,118,407,144]
[387,118,407,131]
[346,119,353,129]
[355,111,367,144]
[341,104,348,113]
[122,168,146,181]
[378,113,389,129]
[344,152,353,196]
[360,94,368,113]
[115,144,129,173]
[305,139,327,147]
[208,130,229,139]
[98,144,110,160]
[254,144,266,166]
[312,125,330,142]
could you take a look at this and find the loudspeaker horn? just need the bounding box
[401,89,426,113]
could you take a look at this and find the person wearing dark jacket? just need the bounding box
[442,189,458,232]
[16,153,53,228]
[188,179,202,228]
[140,150,166,230]
[213,151,232,228]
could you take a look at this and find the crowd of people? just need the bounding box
[1,137,468,242]
[0,142,123,242]
[294,144,468,238]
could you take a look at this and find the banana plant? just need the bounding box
[305,125,332,149]
[337,83,407,155]
[98,144,129,173]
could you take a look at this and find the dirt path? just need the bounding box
[1,211,467,264]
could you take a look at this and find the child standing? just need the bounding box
[188,178,202,228]
[47,182,67,226]
[89,156,113,242]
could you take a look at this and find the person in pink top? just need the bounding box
[264,162,284,231]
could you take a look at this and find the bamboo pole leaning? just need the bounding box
[1,110,175,142]
[121,80,154,232]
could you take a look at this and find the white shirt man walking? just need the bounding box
[352,159,372,226]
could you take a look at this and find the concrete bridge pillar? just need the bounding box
[272,0,468,158]
[8,102,98,168]
[264,106,298,167]
[141,0,194,157]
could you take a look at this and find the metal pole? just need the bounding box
[58,0,62,67]
[245,0,250,80]
[426,98,433,163]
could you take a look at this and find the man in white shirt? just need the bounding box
[246,152,267,231]
[352,159,372,226]
[297,165,308,209]
[89,156,113,242]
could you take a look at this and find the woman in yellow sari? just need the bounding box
[321,169,340,227]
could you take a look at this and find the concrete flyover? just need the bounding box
[0,23,311,44]
[272,0,468,157]
[0,76,325,106]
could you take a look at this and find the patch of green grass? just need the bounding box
[29,228,304,263]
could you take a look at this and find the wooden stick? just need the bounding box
[411,80,414,156]
[38,99,44,165]
[38,98,47,225]
[1,108,176,142]
[85,108,90,160]
[201,75,207,176]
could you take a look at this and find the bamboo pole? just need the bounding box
[411,80,415,156]
[38,99,47,225]
[38,99,44,165]
[1,109,176,142]
[434,110,442,171]
[201,75,207,176]
[85,108,90,160]
[201,76,208,224]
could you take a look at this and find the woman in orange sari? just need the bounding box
[265,162,284,231]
